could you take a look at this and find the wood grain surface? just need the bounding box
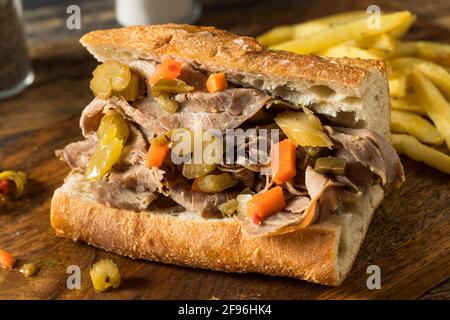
[0,0,449,300]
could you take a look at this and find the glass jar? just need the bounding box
[115,0,201,26]
[0,0,34,100]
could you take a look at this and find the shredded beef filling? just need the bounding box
[58,59,404,234]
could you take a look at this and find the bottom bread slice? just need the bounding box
[50,174,384,286]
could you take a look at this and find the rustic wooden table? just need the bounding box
[0,0,449,299]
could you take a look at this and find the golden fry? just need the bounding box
[271,11,415,54]
[390,94,426,115]
[257,11,368,46]
[256,25,296,46]
[389,57,450,97]
[387,41,417,58]
[392,134,450,174]
[388,72,407,98]
[320,46,381,59]
[391,110,443,145]
[356,34,397,53]
[410,70,450,149]
[414,41,450,68]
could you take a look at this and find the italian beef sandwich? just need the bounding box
[51,24,404,286]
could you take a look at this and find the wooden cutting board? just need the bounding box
[0,0,449,299]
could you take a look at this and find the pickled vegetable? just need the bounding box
[247,186,286,224]
[182,163,216,179]
[146,143,169,168]
[0,170,27,198]
[218,199,239,217]
[20,263,38,277]
[152,131,173,146]
[86,110,129,180]
[197,173,238,193]
[298,146,329,170]
[271,139,296,184]
[151,78,194,97]
[0,249,15,270]
[155,94,180,113]
[275,111,333,148]
[236,194,253,217]
[90,61,141,101]
[89,259,121,292]
[149,58,182,84]
[119,72,140,101]
[314,157,346,175]
[302,107,322,130]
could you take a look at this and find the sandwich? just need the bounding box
[51,24,404,286]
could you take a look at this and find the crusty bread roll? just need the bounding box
[51,172,384,285]
[80,24,390,136]
[51,24,393,286]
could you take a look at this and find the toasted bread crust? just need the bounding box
[51,188,342,285]
[80,24,384,91]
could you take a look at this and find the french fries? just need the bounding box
[356,34,397,54]
[387,41,417,59]
[293,11,368,39]
[391,110,443,145]
[392,134,450,174]
[390,57,450,97]
[391,94,426,115]
[259,10,450,174]
[271,11,415,54]
[410,70,450,149]
[413,41,450,68]
[257,11,368,46]
[256,25,296,47]
[320,46,381,60]
[388,72,407,98]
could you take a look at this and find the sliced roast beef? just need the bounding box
[92,178,157,211]
[80,88,272,141]
[340,127,405,188]
[119,125,148,165]
[285,196,311,213]
[217,164,255,189]
[129,60,157,79]
[325,126,404,189]
[237,211,309,238]
[333,174,362,202]
[59,137,96,169]
[169,182,239,218]
[80,98,106,138]
[65,122,148,171]
[80,97,155,140]
[88,164,165,210]
[304,166,336,224]
[179,64,208,91]
[106,165,163,194]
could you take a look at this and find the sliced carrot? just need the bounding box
[149,58,182,85]
[271,139,297,185]
[191,178,201,192]
[146,143,170,167]
[205,73,228,93]
[0,249,15,271]
[0,180,11,195]
[247,186,286,224]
